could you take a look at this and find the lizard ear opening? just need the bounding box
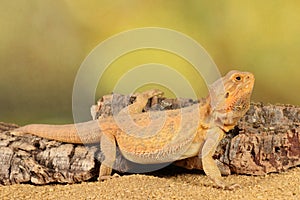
[225,92,229,98]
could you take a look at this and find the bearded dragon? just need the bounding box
[13,70,255,189]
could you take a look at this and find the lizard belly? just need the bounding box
[177,142,202,160]
[119,141,202,164]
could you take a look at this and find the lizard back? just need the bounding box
[114,104,206,164]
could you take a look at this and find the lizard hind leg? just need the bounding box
[98,89,163,180]
[125,89,164,115]
[98,133,119,181]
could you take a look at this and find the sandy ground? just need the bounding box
[1,167,299,200]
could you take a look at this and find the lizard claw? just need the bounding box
[137,89,164,99]
[98,173,120,181]
[225,183,241,190]
[215,183,241,190]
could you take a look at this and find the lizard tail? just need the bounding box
[12,120,102,144]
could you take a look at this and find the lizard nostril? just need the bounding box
[246,73,254,80]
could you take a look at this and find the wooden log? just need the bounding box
[0,93,299,185]
[0,122,99,185]
[175,103,300,175]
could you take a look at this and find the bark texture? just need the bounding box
[175,103,300,175]
[0,94,299,185]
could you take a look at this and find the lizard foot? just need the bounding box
[225,183,241,190]
[90,105,98,120]
[98,173,120,181]
[136,89,164,99]
[215,182,241,190]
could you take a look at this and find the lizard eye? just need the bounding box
[234,75,241,81]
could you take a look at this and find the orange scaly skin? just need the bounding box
[13,70,255,189]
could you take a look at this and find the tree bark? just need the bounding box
[0,93,299,185]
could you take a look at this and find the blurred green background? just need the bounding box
[1,0,300,125]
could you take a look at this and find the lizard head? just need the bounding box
[208,70,255,131]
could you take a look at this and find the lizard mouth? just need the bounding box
[245,73,255,88]
[243,76,255,93]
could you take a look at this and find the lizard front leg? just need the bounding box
[201,127,240,190]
